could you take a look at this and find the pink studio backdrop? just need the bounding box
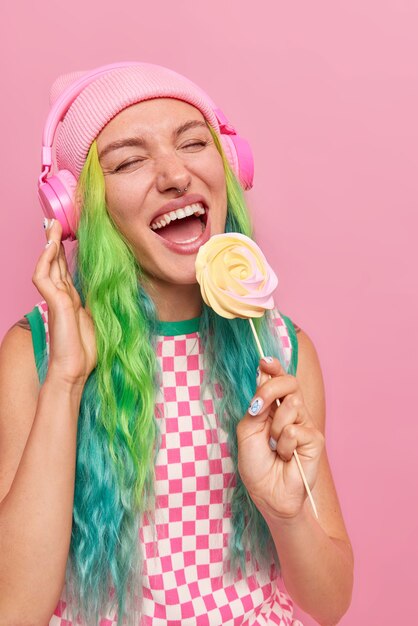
[1,2,416,624]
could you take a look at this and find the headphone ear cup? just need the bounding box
[38,169,78,240]
[219,135,254,191]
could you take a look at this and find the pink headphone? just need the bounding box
[38,62,255,241]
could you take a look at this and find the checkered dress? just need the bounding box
[28,300,303,626]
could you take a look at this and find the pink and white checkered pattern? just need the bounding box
[35,301,302,626]
[37,299,50,356]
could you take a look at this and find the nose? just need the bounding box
[155,153,192,194]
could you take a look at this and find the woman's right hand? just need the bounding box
[32,219,98,389]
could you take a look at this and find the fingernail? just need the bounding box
[45,240,53,248]
[248,397,264,416]
[262,356,274,363]
[256,367,261,385]
[43,218,55,230]
[269,437,278,451]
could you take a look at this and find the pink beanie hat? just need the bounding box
[39,62,254,240]
[49,63,232,179]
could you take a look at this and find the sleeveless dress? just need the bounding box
[25,300,304,626]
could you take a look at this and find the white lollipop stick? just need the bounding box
[195,234,318,520]
[249,318,319,520]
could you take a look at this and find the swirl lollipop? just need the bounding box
[195,232,278,319]
[196,233,318,519]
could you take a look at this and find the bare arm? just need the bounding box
[262,329,354,626]
[0,219,97,626]
[237,321,353,626]
[0,324,85,626]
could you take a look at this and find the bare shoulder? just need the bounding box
[295,326,354,562]
[294,327,326,434]
[0,319,39,383]
[10,317,32,332]
[0,320,40,502]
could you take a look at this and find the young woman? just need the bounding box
[0,63,353,626]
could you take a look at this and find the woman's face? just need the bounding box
[96,98,227,287]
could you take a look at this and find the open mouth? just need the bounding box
[150,202,207,244]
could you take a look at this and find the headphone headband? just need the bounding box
[38,62,254,241]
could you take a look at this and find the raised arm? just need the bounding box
[236,328,354,626]
[0,324,85,625]
[0,219,97,625]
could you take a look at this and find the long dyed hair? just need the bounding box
[59,126,291,625]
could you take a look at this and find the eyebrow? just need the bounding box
[98,119,208,160]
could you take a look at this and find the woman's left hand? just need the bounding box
[236,356,325,522]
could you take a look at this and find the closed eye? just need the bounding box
[113,158,145,173]
[182,141,208,149]
[113,140,208,172]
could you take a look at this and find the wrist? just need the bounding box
[259,500,311,530]
[43,369,88,397]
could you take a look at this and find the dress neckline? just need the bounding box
[157,317,200,336]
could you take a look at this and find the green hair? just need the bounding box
[60,127,290,625]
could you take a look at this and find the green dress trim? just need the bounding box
[279,312,299,375]
[23,305,299,379]
[24,305,46,382]
[157,317,200,336]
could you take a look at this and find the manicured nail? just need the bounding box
[256,367,261,385]
[43,218,49,230]
[262,356,274,363]
[248,397,264,416]
[45,240,53,248]
[269,436,278,451]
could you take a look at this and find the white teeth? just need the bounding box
[151,202,206,230]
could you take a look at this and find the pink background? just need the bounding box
[1,2,417,624]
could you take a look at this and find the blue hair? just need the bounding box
[45,129,290,625]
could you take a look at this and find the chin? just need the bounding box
[164,259,201,286]
[171,274,199,286]
[148,267,199,287]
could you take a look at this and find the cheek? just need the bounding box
[200,153,227,195]
[105,180,145,222]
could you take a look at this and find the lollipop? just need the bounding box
[195,233,278,318]
[196,233,318,519]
